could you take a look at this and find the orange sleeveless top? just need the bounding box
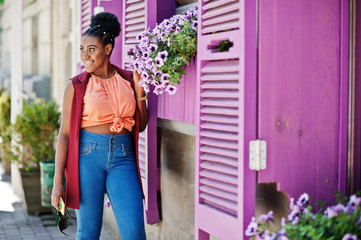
[81,72,136,132]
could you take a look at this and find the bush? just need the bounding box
[0,92,12,164]
[246,192,361,240]
[12,99,60,171]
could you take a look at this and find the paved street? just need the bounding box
[0,163,116,240]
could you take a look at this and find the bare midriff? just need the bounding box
[82,123,130,135]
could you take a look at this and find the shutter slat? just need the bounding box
[200,153,238,167]
[200,178,238,194]
[126,1,145,13]
[126,23,146,32]
[201,137,238,150]
[126,0,143,4]
[202,1,239,20]
[202,20,239,35]
[200,106,238,116]
[201,114,238,124]
[201,90,239,98]
[126,29,144,38]
[200,169,238,185]
[126,15,146,25]
[200,185,237,202]
[201,122,238,133]
[201,98,239,107]
[201,60,239,73]
[200,129,238,141]
[202,196,237,215]
[200,161,238,176]
[202,10,239,27]
[201,81,239,89]
[126,9,145,19]
[201,72,239,81]
[201,145,238,159]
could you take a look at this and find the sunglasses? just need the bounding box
[57,208,77,237]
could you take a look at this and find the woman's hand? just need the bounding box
[51,182,65,211]
[133,70,146,98]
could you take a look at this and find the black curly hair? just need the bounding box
[83,12,121,56]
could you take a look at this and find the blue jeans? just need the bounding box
[75,130,146,240]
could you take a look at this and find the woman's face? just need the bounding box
[80,35,112,74]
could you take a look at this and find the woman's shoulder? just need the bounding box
[70,71,90,84]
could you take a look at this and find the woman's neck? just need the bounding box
[92,64,116,79]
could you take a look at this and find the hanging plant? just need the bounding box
[130,7,198,95]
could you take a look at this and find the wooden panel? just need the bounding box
[258,0,343,205]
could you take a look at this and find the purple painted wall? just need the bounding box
[258,0,348,205]
[157,60,197,124]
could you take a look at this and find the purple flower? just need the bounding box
[258,210,273,223]
[245,218,258,237]
[155,57,164,67]
[153,86,164,95]
[191,21,198,30]
[127,48,134,56]
[136,35,142,42]
[288,205,301,222]
[158,51,168,61]
[148,44,158,52]
[342,233,358,240]
[296,193,309,208]
[165,84,177,95]
[145,58,154,69]
[348,195,361,208]
[325,204,345,218]
[141,72,149,80]
[142,51,150,59]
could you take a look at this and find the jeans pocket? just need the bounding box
[123,142,135,157]
[79,141,96,156]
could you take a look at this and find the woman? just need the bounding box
[51,12,148,240]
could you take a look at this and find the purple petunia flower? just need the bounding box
[141,72,149,81]
[142,51,150,59]
[148,44,158,52]
[258,210,273,223]
[155,57,164,67]
[158,51,168,61]
[296,193,309,208]
[288,205,301,222]
[136,34,142,42]
[245,218,258,237]
[341,233,358,240]
[324,203,345,218]
[165,84,177,95]
[348,195,361,208]
[153,86,164,95]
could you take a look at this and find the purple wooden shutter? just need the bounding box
[195,0,257,239]
[122,0,159,224]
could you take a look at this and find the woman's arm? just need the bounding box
[133,70,149,132]
[51,81,74,211]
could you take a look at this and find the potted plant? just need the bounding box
[12,99,60,214]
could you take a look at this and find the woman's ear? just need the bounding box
[105,44,112,55]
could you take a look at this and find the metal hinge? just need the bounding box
[249,140,267,171]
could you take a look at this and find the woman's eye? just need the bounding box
[89,48,95,52]
[80,48,84,52]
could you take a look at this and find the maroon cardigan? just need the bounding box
[64,65,144,209]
